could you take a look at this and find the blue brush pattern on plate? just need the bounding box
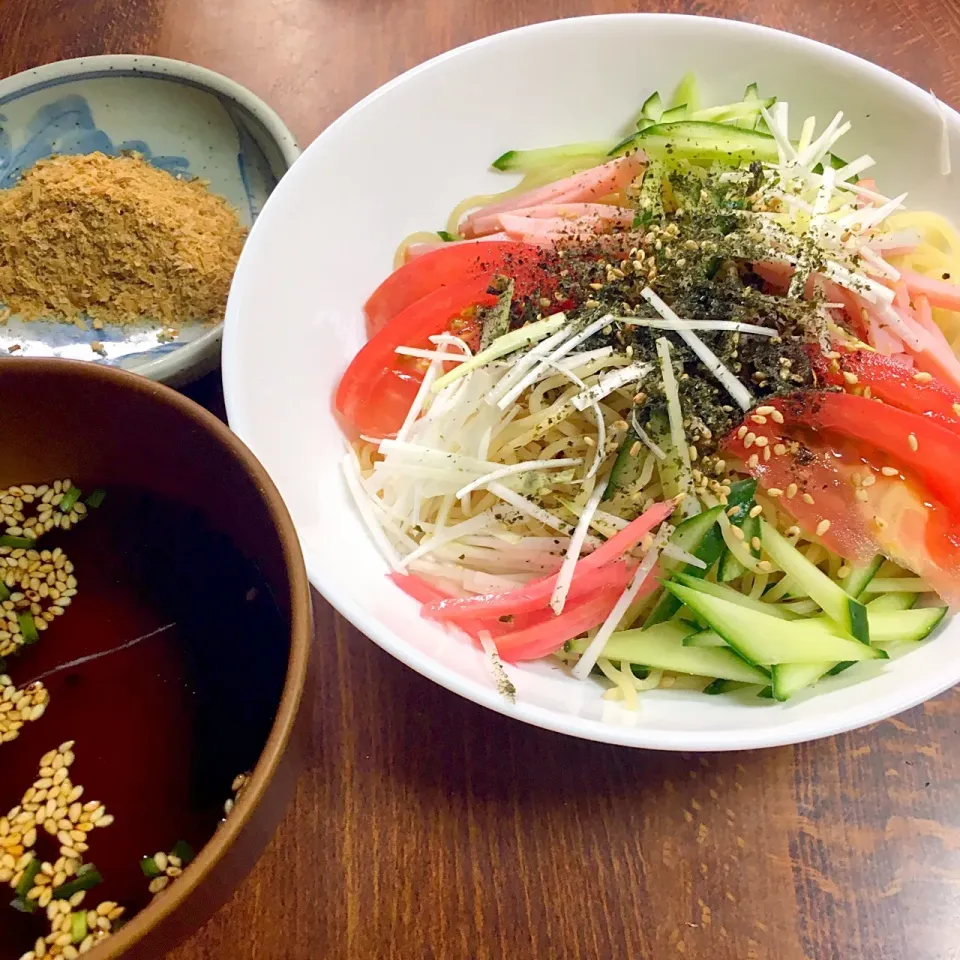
[0,60,295,382]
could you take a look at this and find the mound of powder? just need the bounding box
[0,151,247,327]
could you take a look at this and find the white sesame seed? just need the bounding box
[881,466,899,477]
[816,520,831,537]
[913,371,933,383]
[802,493,815,505]
[907,433,918,452]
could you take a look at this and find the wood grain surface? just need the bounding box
[4,2,960,958]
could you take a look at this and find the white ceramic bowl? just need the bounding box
[224,14,960,750]
[0,55,299,385]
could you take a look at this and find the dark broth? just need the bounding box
[1,487,288,957]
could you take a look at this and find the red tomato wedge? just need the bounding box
[336,277,497,439]
[363,241,558,337]
[809,347,960,434]
[723,397,960,602]
[772,392,960,519]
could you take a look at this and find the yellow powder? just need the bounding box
[0,151,247,327]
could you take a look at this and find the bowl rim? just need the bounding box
[224,11,959,752]
[1,358,312,958]
[0,54,301,386]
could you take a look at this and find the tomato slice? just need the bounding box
[723,398,960,601]
[364,241,559,337]
[773,392,960,519]
[810,346,960,434]
[336,277,497,438]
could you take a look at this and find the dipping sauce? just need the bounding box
[0,485,288,959]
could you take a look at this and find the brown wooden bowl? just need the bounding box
[0,358,311,958]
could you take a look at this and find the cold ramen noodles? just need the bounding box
[335,75,960,706]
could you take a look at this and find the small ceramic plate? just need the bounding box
[224,15,960,750]
[0,56,299,386]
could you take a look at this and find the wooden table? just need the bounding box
[4,2,960,958]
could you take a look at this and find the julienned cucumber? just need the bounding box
[771,607,945,699]
[663,581,887,667]
[640,91,664,123]
[606,430,643,497]
[717,478,759,582]
[644,506,726,627]
[670,72,699,112]
[769,556,881,693]
[491,142,613,173]
[672,571,799,620]
[842,555,884,599]
[682,629,727,648]
[771,662,835,701]
[867,592,917,613]
[868,607,947,644]
[692,97,776,124]
[570,620,769,684]
[612,121,781,163]
[760,521,870,643]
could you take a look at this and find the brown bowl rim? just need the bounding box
[3,358,312,958]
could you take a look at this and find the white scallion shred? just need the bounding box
[496,313,615,410]
[656,336,698,516]
[432,312,568,393]
[550,477,610,615]
[454,458,582,499]
[642,288,754,412]
[571,361,651,411]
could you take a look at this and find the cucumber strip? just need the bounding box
[640,90,664,123]
[841,555,883,598]
[866,607,947,644]
[760,521,870,643]
[612,121,781,163]
[491,142,614,173]
[672,571,799,620]
[703,678,757,695]
[866,592,917,612]
[692,97,776,124]
[663,581,887,666]
[772,662,835,701]
[478,277,514,351]
[605,429,642,498]
[717,479,758,582]
[741,82,764,130]
[644,507,725,627]
[772,606,945,700]
[682,629,727,648]
[669,72,699,112]
[659,105,690,123]
[570,620,769,684]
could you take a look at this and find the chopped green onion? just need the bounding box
[71,910,88,943]
[59,487,82,513]
[0,535,32,549]
[10,856,43,913]
[436,230,458,242]
[18,612,38,645]
[0,582,9,602]
[52,864,102,899]
[84,488,107,508]
[170,840,195,866]
[15,856,42,898]
[140,856,162,878]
